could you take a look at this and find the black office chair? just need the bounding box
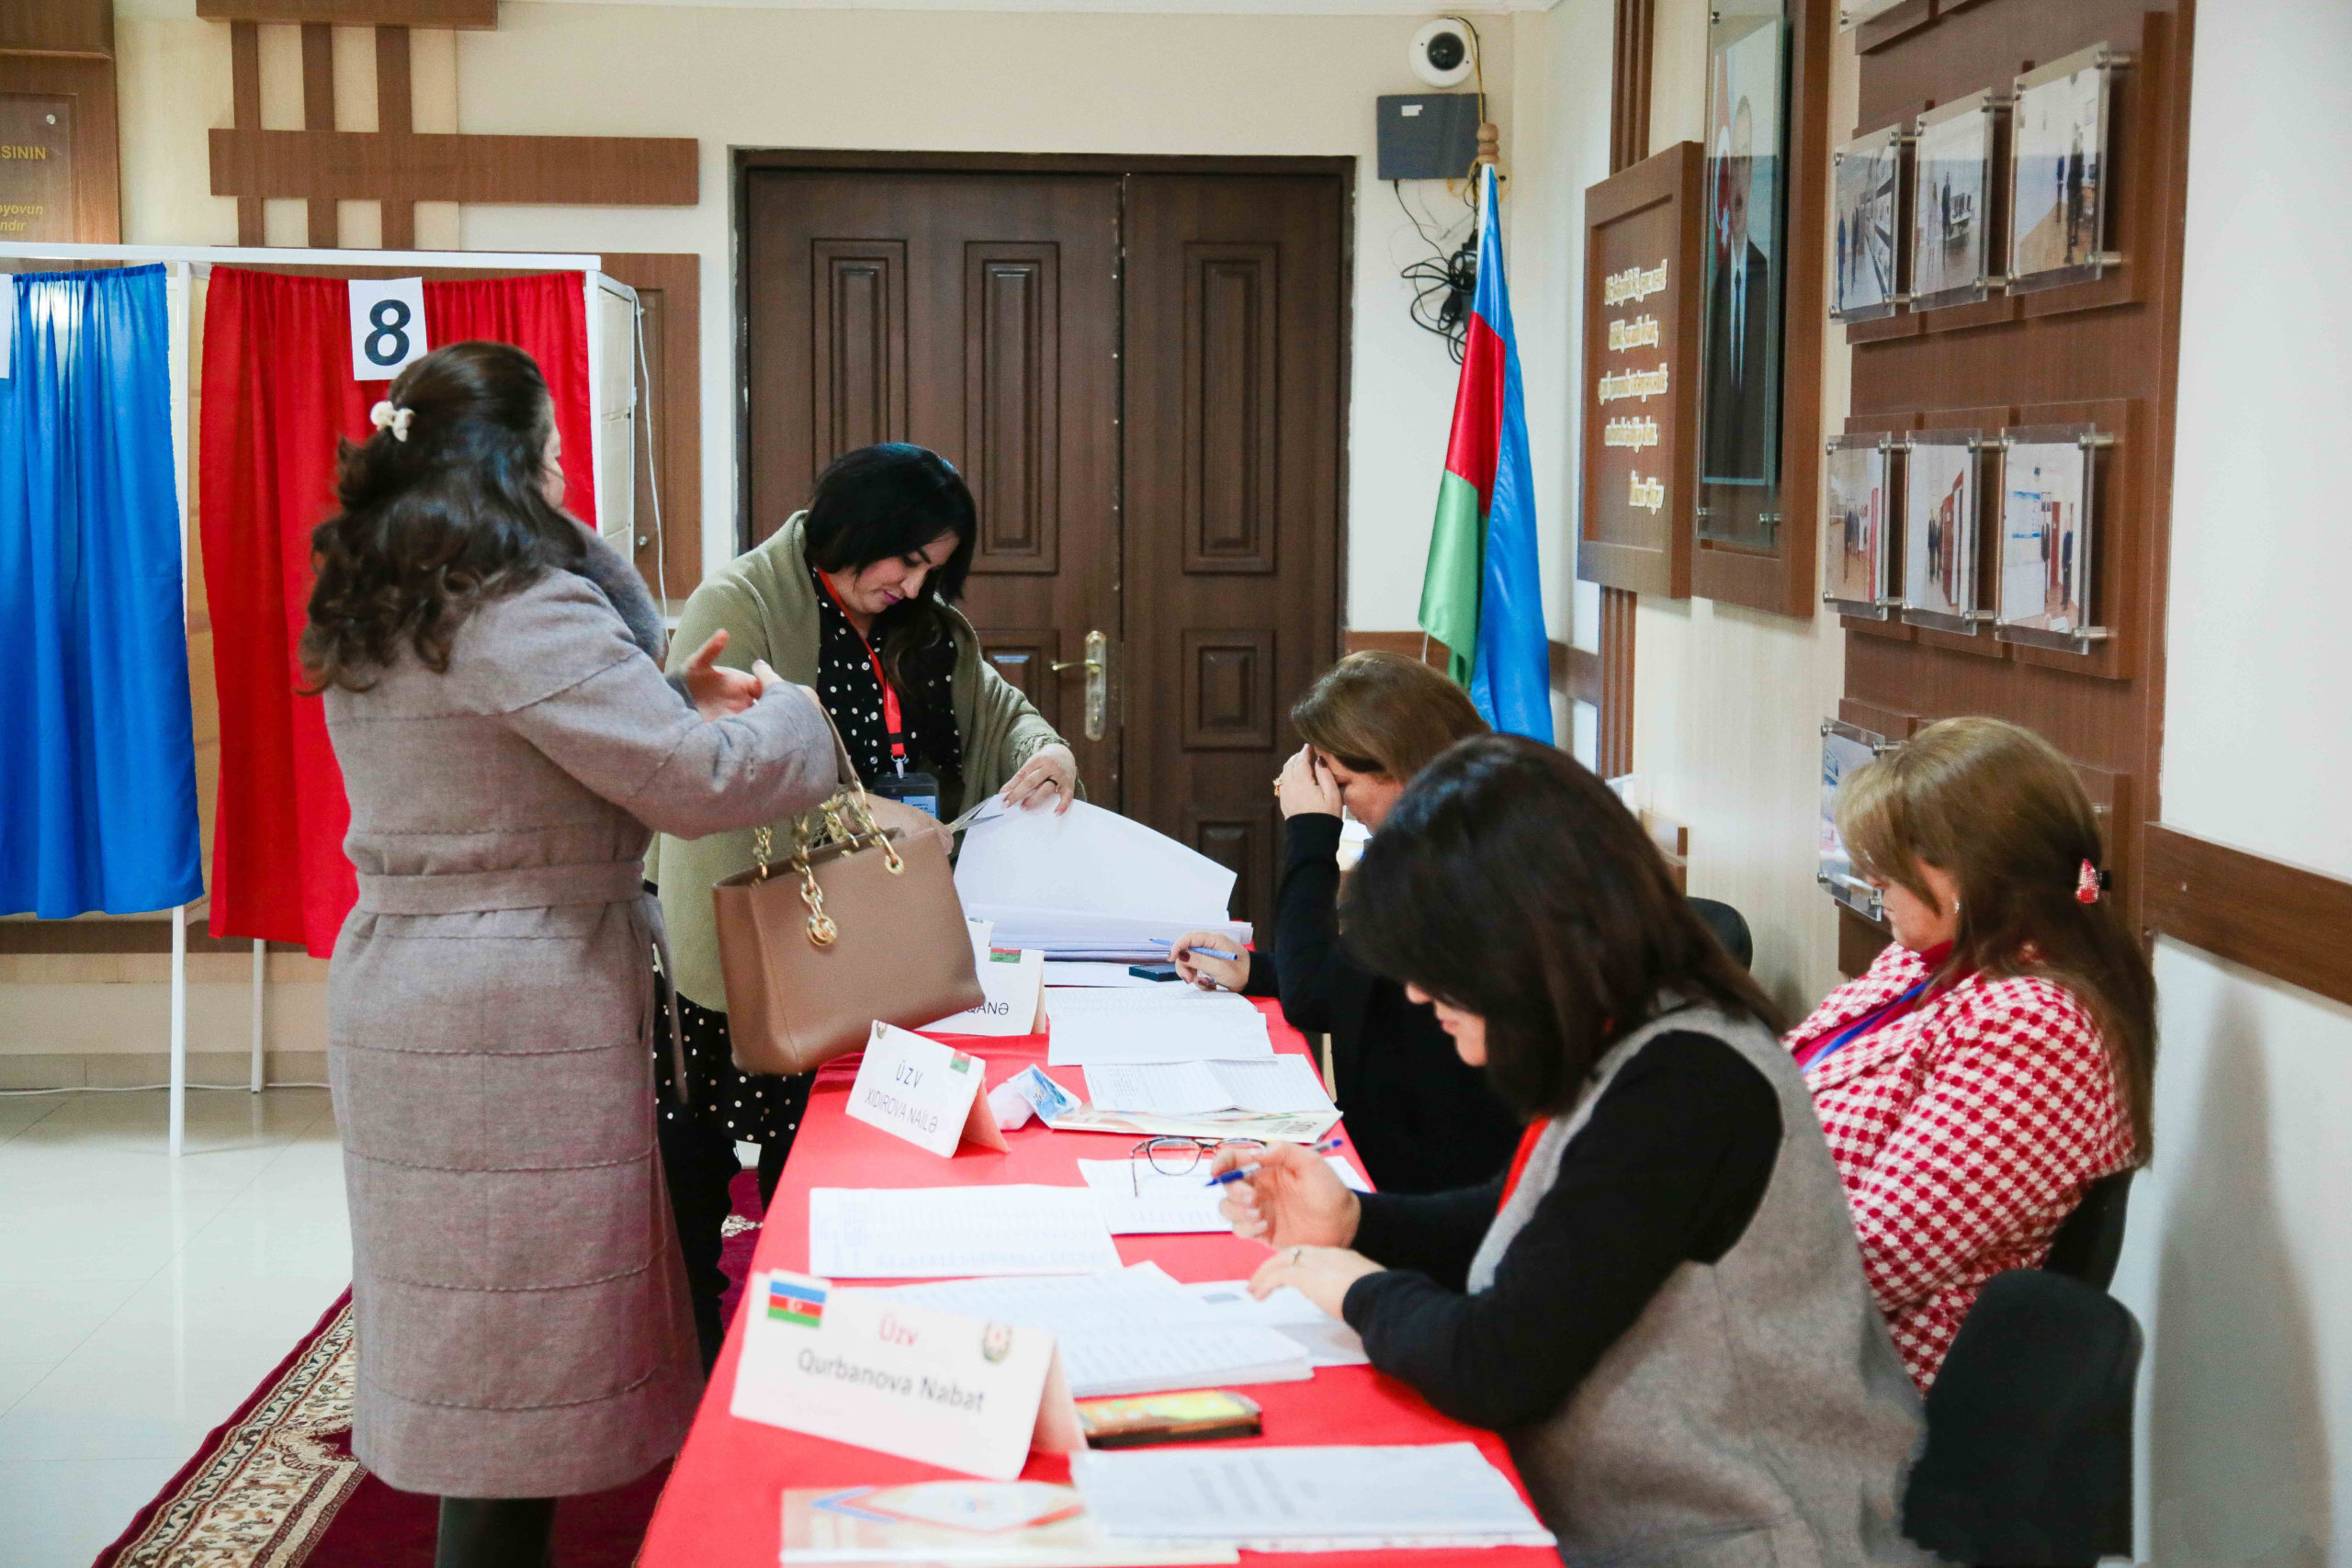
[1688,897,1754,970]
[1902,1267,2142,1566]
[2039,1170,2132,1292]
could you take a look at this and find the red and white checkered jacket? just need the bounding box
[1786,941,2134,1392]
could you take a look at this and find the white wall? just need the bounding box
[1611,0,1848,1016]
[2108,2,2352,1561]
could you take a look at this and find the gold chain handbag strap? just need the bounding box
[789,818,839,948]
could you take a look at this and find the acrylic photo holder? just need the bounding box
[1829,125,1908,323]
[2007,43,2131,294]
[1898,429,1985,634]
[1838,0,1906,27]
[1994,423,2112,653]
[1911,91,2006,310]
[1818,719,1891,920]
[1822,433,1896,619]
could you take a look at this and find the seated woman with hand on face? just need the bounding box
[1215,737,1935,1568]
[1787,716,2150,1392]
[1169,652,1519,1194]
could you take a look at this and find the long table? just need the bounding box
[639,998,1555,1566]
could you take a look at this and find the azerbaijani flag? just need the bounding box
[1419,164,1555,743]
[766,1273,827,1327]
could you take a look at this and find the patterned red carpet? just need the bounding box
[92,1173,765,1567]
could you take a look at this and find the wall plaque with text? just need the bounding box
[0,96,74,243]
[1579,141,1703,598]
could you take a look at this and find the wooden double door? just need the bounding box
[743,160,1347,929]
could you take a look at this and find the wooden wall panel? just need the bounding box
[2145,828,2352,1012]
[209,129,698,207]
[1835,0,2193,961]
[0,0,112,57]
[0,52,119,242]
[197,0,499,28]
[963,243,1060,574]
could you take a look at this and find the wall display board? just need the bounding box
[1819,718,1890,920]
[1910,92,2005,310]
[1835,0,2190,973]
[1821,434,1894,617]
[1898,430,1982,634]
[1829,126,1905,322]
[1579,141,1705,598]
[0,96,74,243]
[1695,0,1791,553]
[1995,423,2109,651]
[2008,43,2127,294]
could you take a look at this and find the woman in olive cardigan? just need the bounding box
[653,445,1074,1363]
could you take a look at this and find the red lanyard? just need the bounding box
[816,571,906,772]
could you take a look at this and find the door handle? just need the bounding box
[1049,630,1109,743]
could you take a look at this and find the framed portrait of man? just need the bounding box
[1696,0,1790,549]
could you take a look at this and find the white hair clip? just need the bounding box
[369,400,414,442]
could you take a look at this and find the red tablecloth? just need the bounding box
[639,998,1555,1567]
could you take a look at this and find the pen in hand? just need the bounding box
[1203,1135,1349,1187]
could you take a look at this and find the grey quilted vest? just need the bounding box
[1466,1004,1937,1567]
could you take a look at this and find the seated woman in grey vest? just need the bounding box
[1215,735,1935,1567]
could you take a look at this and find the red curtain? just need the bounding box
[199,267,597,954]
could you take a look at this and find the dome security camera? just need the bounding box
[1411,17,1478,89]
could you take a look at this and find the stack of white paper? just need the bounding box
[1044,988,1272,1066]
[1084,1056,1335,1117]
[1072,1443,1557,1551]
[882,1266,1313,1400]
[1175,1278,1370,1368]
[1076,1157,1365,1236]
[957,800,1250,962]
[808,1187,1123,1278]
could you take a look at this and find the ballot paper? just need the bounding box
[957,800,1250,961]
[1075,1159,1230,1235]
[1071,1443,1557,1551]
[1044,988,1272,1066]
[1084,1057,1335,1118]
[1176,1279,1370,1369]
[780,1481,1238,1565]
[808,1187,1123,1279]
[883,1267,1314,1400]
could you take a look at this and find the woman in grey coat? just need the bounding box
[302,342,839,1564]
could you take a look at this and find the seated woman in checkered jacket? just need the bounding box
[1787,716,2154,1391]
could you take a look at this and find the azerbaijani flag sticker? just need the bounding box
[766,1273,827,1328]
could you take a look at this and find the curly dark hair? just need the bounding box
[300,341,585,693]
[802,444,977,689]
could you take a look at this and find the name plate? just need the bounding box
[846,1021,1008,1158]
[733,1269,1081,1481]
[924,919,1047,1036]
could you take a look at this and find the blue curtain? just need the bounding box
[0,265,202,916]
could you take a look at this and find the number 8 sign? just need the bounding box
[348,277,429,381]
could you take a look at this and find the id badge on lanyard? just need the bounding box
[819,572,941,819]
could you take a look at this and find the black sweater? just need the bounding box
[1247,813,1521,1194]
[1340,1031,1781,1431]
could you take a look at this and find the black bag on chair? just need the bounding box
[1901,1269,2141,1567]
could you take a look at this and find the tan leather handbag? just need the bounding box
[710,710,982,1076]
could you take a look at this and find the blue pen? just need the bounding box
[1203,1136,1349,1186]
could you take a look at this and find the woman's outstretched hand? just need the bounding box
[1213,1139,1360,1250]
[680,630,763,721]
[1001,742,1079,814]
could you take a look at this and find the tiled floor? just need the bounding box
[0,1088,351,1568]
